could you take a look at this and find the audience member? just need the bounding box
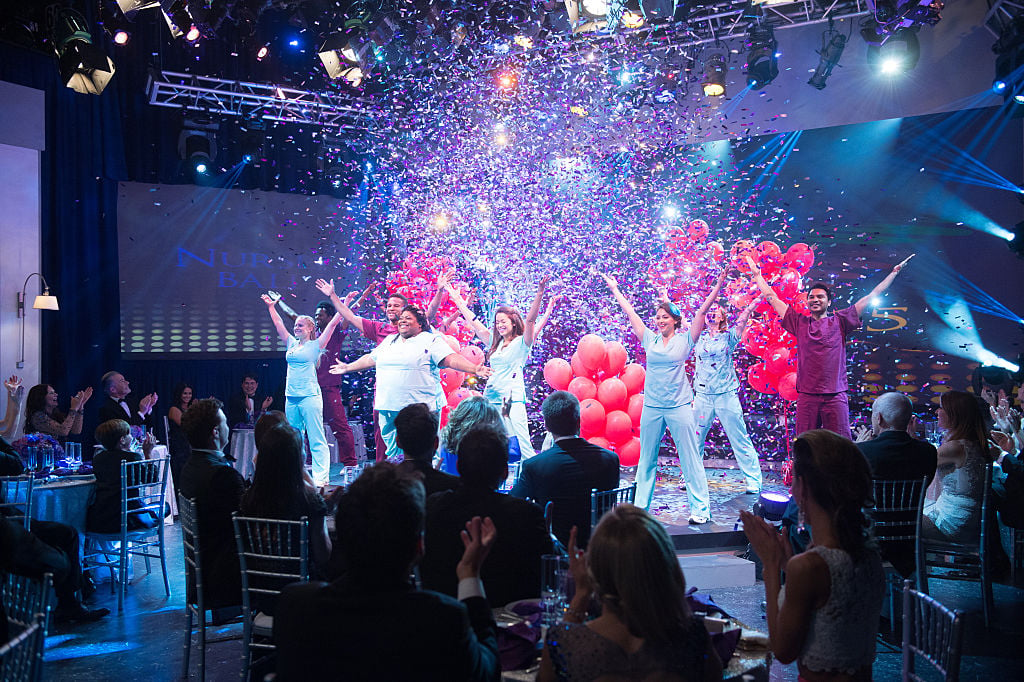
[439,396,520,475]
[240,422,331,580]
[991,397,1024,528]
[98,371,157,428]
[0,375,25,440]
[179,398,245,612]
[226,374,273,429]
[511,391,619,547]
[395,402,458,496]
[274,463,500,681]
[87,420,160,534]
[422,425,552,606]
[167,382,194,426]
[540,505,722,682]
[166,382,194,491]
[742,430,884,680]
[254,410,288,449]
[25,383,91,440]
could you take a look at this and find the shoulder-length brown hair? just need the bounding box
[488,306,525,358]
[940,390,990,452]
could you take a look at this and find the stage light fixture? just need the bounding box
[99,2,133,46]
[864,27,920,75]
[496,70,519,91]
[257,44,270,60]
[318,22,375,87]
[622,11,645,29]
[161,0,195,39]
[1010,220,1024,258]
[703,52,727,97]
[753,491,792,522]
[53,9,116,95]
[178,118,218,177]
[116,0,162,19]
[746,24,779,88]
[807,22,846,90]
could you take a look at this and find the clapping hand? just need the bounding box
[4,375,21,396]
[70,388,93,411]
[315,278,335,297]
[740,509,792,571]
[261,396,273,411]
[853,425,873,443]
[329,360,348,375]
[456,516,497,581]
[567,526,593,600]
[991,430,1016,456]
[139,392,158,416]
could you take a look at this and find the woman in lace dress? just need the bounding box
[24,383,92,440]
[741,430,884,682]
[922,390,993,542]
[540,504,723,682]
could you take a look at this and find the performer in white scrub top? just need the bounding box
[601,271,726,523]
[443,275,560,460]
[693,296,763,494]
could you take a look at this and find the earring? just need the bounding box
[797,506,807,534]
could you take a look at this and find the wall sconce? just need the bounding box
[17,273,59,369]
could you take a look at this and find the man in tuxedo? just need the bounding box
[395,403,459,497]
[854,391,937,577]
[422,424,552,606]
[511,391,620,547]
[225,374,273,429]
[97,371,157,427]
[274,463,499,681]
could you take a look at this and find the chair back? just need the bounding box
[590,483,637,530]
[543,501,568,556]
[0,475,34,530]
[871,477,927,545]
[119,457,169,535]
[0,613,46,682]
[232,514,310,609]
[902,580,964,681]
[178,494,203,609]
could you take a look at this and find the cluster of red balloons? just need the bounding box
[385,253,477,345]
[543,334,645,466]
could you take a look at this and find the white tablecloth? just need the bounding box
[32,476,96,533]
[231,429,257,480]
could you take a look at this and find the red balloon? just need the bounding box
[579,399,607,436]
[743,324,770,359]
[756,240,782,263]
[665,226,689,253]
[570,352,595,379]
[596,378,628,412]
[617,437,641,467]
[459,345,484,365]
[778,372,798,401]
[706,241,725,262]
[440,367,463,393]
[447,387,472,407]
[731,240,757,272]
[765,346,791,376]
[791,291,809,315]
[567,376,597,402]
[747,364,777,394]
[577,334,607,371]
[687,219,709,241]
[589,436,613,451]
[785,243,814,275]
[619,364,646,395]
[604,410,633,446]
[439,406,450,429]
[603,341,628,377]
[627,393,644,428]
[543,358,573,390]
[775,267,801,299]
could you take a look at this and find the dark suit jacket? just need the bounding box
[510,437,620,547]
[399,458,460,498]
[422,487,552,606]
[274,575,499,682]
[994,452,1024,529]
[97,396,146,427]
[179,448,245,609]
[87,448,159,534]
[225,392,272,430]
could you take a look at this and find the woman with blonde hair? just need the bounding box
[540,504,723,682]
[741,430,884,681]
[439,396,519,474]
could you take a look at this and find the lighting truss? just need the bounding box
[146,71,376,132]
[984,0,1024,39]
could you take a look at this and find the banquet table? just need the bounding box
[32,475,96,533]
[231,429,257,480]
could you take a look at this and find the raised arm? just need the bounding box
[425,273,449,325]
[269,290,299,325]
[690,269,729,343]
[601,273,648,342]
[853,254,914,316]
[444,279,491,344]
[523,275,550,347]
[316,279,372,334]
[329,353,375,375]
[534,294,562,341]
[261,294,292,343]
[0,376,25,439]
[734,295,761,336]
[313,279,344,348]
[745,256,789,318]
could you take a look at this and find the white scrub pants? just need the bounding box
[637,403,709,518]
[286,394,330,486]
[694,391,763,491]
[490,401,535,460]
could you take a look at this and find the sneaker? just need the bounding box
[744,486,760,495]
[55,606,110,623]
[688,515,710,525]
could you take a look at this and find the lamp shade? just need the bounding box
[33,294,59,311]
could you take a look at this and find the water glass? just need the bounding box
[67,442,81,468]
[540,554,569,627]
[25,446,37,471]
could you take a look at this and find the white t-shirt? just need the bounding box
[370,331,456,412]
[483,335,531,404]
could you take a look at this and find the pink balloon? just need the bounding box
[617,437,641,467]
[579,399,607,437]
[706,241,725,262]
[577,334,607,372]
[765,346,791,376]
[665,226,688,253]
[620,364,646,395]
[440,367,463,393]
[567,376,597,402]
[570,352,595,379]
[756,240,782,263]
[747,364,777,395]
[778,372,798,401]
[447,387,472,407]
[785,243,814,274]
[589,436,613,451]
[603,341,628,377]
[459,345,484,365]
[604,410,633,446]
[543,358,573,390]
[627,393,644,428]
[687,219,709,241]
[597,377,628,412]
[439,406,450,429]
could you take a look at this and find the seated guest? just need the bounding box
[854,392,937,577]
[240,423,331,581]
[274,463,500,681]
[254,410,288,450]
[511,391,619,547]
[540,505,722,682]
[98,371,157,428]
[87,420,160,534]
[226,374,274,429]
[179,398,245,611]
[24,383,91,439]
[396,402,459,497]
[923,390,994,543]
[742,430,884,681]
[422,425,552,606]
[439,396,521,475]
[167,382,194,492]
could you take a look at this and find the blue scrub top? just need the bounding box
[642,328,695,408]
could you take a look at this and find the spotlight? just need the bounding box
[318,23,375,87]
[113,29,130,45]
[703,52,727,97]
[582,0,610,16]
[53,9,116,95]
[807,23,846,90]
[993,80,1007,94]
[256,44,270,61]
[746,24,779,88]
[178,118,218,178]
[99,3,133,46]
[753,491,792,522]
[115,1,161,19]
[496,70,519,91]
[621,11,645,29]
[863,26,921,75]
[185,25,201,42]
[161,0,195,39]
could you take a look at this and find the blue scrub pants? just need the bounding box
[286,394,330,486]
[637,403,709,519]
[694,391,763,491]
